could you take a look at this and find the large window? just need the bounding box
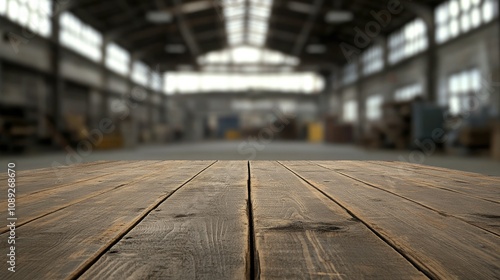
[447,68,482,114]
[342,63,358,85]
[343,100,358,123]
[388,19,427,64]
[362,45,384,76]
[436,0,499,44]
[164,72,324,94]
[60,12,102,62]
[106,43,130,76]
[198,46,299,67]
[132,61,149,87]
[394,83,423,102]
[366,95,384,121]
[0,0,52,37]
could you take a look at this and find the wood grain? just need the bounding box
[79,161,249,280]
[9,161,146,196]
[251,161,426,279]
[281,161,500,279]
[369,161,500,202]
[0,161,215,280]
[313,161,500,235]
[0,161,172,234]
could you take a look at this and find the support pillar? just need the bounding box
[51,2,63,130]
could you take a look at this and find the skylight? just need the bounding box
[222,0,273,46]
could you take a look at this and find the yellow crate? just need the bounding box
[308,123,324,143]
[225,130,241,140]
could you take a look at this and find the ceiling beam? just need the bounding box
[172,0,201,56]
[292,0,324,56]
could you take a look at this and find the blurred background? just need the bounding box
[0,0,499,175]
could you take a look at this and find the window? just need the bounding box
[447,68,482,114]
[106,43,130,76]
[436,0,499,44]
[163,72,324,94]
[394,83,423,101]
[132,61,149,87]
[362,45,384,76]
[0,0,52,37]
[151,72,162,92]
[198,46,299,67]
[60,12,102,62]
[342,63,358,85]
[343,100,358,123]
[366,95,384,121]
[388,19,427,64]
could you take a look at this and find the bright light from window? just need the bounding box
[366,95,384,120]
[436,0,498,44]
[198,46,299,69]
[60,12,102,62]
[163,72,323,94]
[389,19,427,64]
[222,0,273,46]
[132,61,149,87]
[394,83,423,101]
[1,0,52,37]
[447,68,483,114]
[362,45,384,76]
[151,72,162,92]
[106,43,130,76]
[343,100,358,123]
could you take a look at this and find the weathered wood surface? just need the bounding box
[250,161,426,279]
[0,160,498,279]
[370,161,500,202]
[80,161,249,280]
[311,161,500,235]
[0,161,165,233]
[282,161,500,279]
[1,161,216,279]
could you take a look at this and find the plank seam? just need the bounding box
[0,161,174,235]
[247,161,260,280]
[277,161,436,280]
[372,161,500,183]
[365,161,500,204]
[67,160,218,280]
[312,162,500,238]
[26,161,155,196]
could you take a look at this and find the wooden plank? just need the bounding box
[0,161,170,234]
[281,161,500,279]
[250,161,426,279]
[0,161,112,183]
[368,160,500,203]
[79,161,249,279]
[313,161,500,235]
[382,160,500,181]
[0,161,215,279]
[10,161,144,195]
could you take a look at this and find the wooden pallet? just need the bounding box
[1,161,499,279]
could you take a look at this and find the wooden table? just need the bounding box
[1,161,499,279]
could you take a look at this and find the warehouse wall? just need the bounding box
[0,18,165,147]
[436,22,499,111]
[332,20,500,141]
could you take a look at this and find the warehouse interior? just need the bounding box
[0,0,499,174]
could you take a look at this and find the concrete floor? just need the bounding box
[1,141,499,176]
